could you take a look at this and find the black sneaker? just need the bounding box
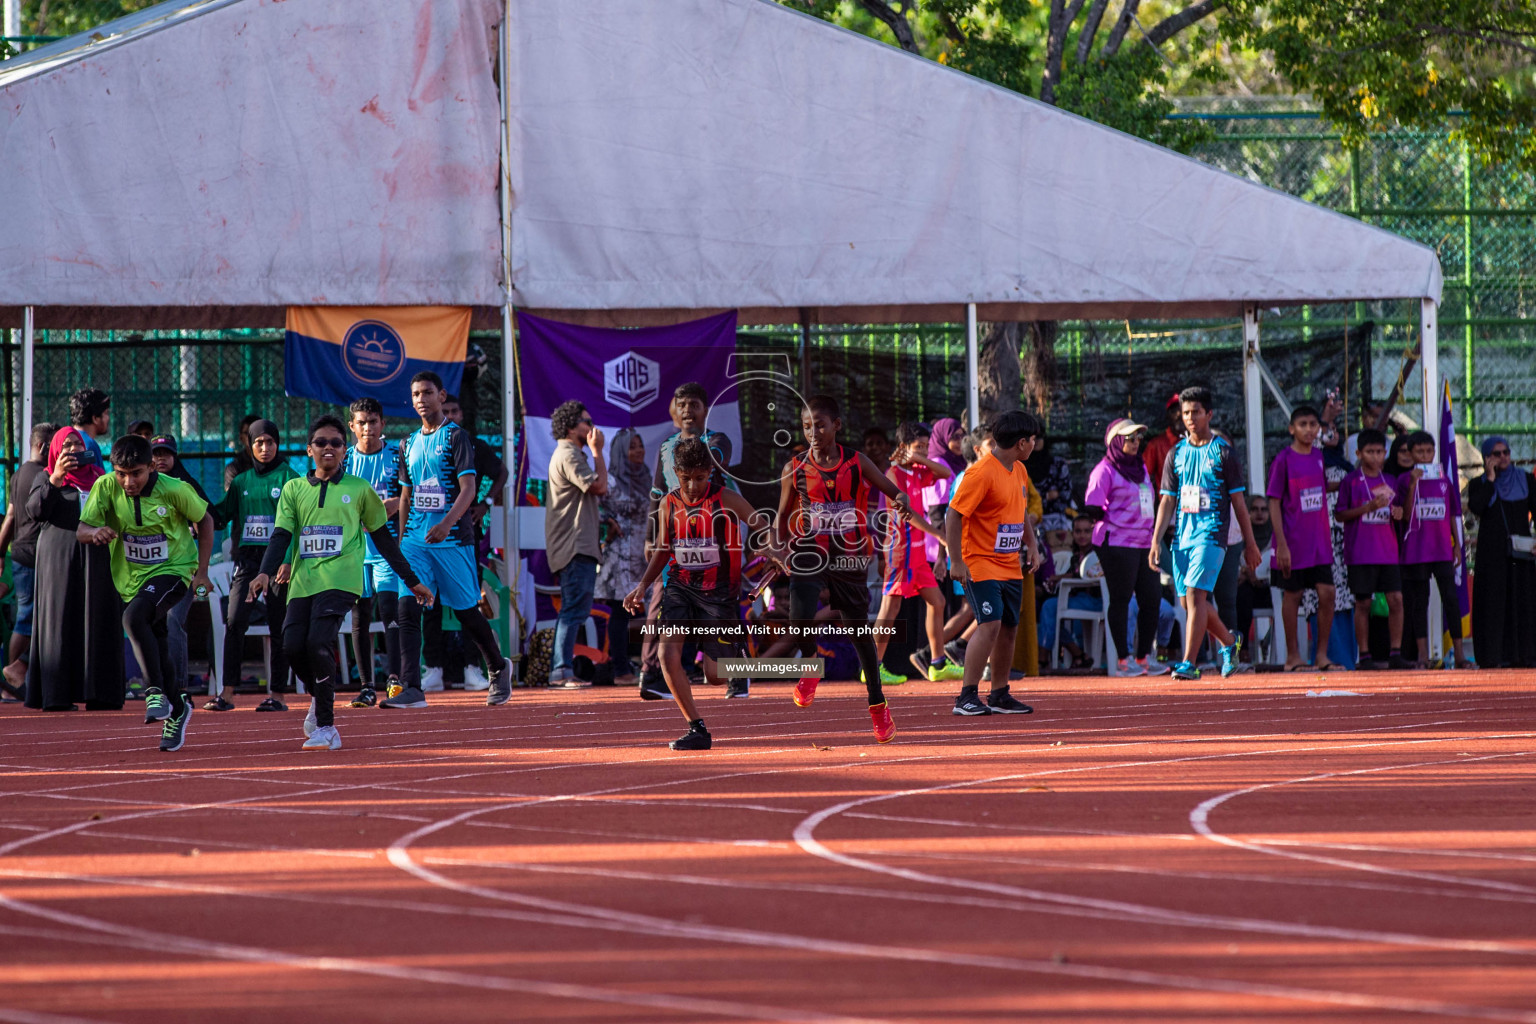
[952,690,992,716]
[379,686,428,709]
[908,645,932,676]
[202,695,235,712]
[987,687,1034,714]
[639,678,672,701]
[724,680,750,698]
[143,687,173,723]
[1387,653,1416,671]
[349,687,377,709]
[1354,655,1380,672]
[669,721,712,750]
[945,639,968,666]
[255,696,288,712]
[486,657,514,707]
[159,700,191,752]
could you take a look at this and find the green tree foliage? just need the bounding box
[788,1,1536,170]
[1228,0,1536,168]
[18,0,156,40]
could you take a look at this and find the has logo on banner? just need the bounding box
[603,350,660,414]
[342,320,407,386]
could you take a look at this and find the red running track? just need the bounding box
[1,672,1533,1023]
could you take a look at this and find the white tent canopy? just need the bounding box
[1,0,1440,327]
[0,0,1448,619]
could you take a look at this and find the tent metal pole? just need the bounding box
[965,303,979,429]
[21,306,34,454]
[1421,298,1439,460]
[1420,297,1445,663]
[1242,304,1263,494]
[498,4,520,671]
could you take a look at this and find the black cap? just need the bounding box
[149,434,178,454]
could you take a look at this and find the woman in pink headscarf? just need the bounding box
[24,428,124,710]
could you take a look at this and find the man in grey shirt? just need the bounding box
[545,400,607,686]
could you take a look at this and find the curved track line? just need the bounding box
[0,891,883,1024]
[1189,750,1536,892]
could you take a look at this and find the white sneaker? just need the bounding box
[420,667,445,693]
[462,666,490,691]
[302,725,341,751]
[1139,657,1172,676]
[303,700,317,737]
[1117,657,1148,677]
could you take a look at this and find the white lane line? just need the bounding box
[0,892,887,1024]
[0,1008,120,1024]
[1189,750,1536,893]
[786,732,1536,955]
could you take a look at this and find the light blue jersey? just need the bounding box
[1159,435,1245,549]
[346,440,401,563]
[398,421,476,546]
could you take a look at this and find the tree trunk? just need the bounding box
[977,322,1023,427]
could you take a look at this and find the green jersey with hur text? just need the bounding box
[80,473,209,601]
[273,472,388,599]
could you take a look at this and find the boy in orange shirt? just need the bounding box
[943,410,1046,716]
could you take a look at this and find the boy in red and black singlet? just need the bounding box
[625,439,777,751]
[775,395,913,744]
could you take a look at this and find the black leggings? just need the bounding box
[225,566,289,695]
[607,604,635,675]
[282,590,353,729]
[1403,560,1462,653]
[1098,545,1161,660]
[398,597,503,689]
[124,575,189,702]
[789,577,883,705]
[351,590,400,686]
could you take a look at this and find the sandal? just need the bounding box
[254,696,288,712]
[203,695,236,711]
[1316,662,1345,672]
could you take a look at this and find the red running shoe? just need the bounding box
[793,677,819,707]
[869,701,895,743]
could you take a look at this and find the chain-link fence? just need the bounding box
[5,110,1533,492]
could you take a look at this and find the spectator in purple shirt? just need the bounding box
[1334,429,1411,670]
[1395,431,1473,669]
[1268,406,1341,671]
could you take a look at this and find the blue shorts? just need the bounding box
[12,564,33,636]
[398,539,480,610]
[962,577,1023,627]
[362,559,399,599]
[1172,544,1225,597]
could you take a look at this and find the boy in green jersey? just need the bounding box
[207,418,299,711]
[77,435,214,752]
[248,416,432,751]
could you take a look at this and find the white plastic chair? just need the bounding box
[205,561,289,696]
[1052,576,1118,672]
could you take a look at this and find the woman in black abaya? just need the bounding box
[25,428,124,710]
[1467,435,1536,668]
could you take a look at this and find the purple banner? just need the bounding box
[517,311,741,485]
[1439,382,1472,619]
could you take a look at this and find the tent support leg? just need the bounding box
[21,306,34,455]
[1242,304,1263,495]
[1421,298,1445,665]
[965,303,979,429]
[1421,299,1439,460]
[498,5,521,678]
